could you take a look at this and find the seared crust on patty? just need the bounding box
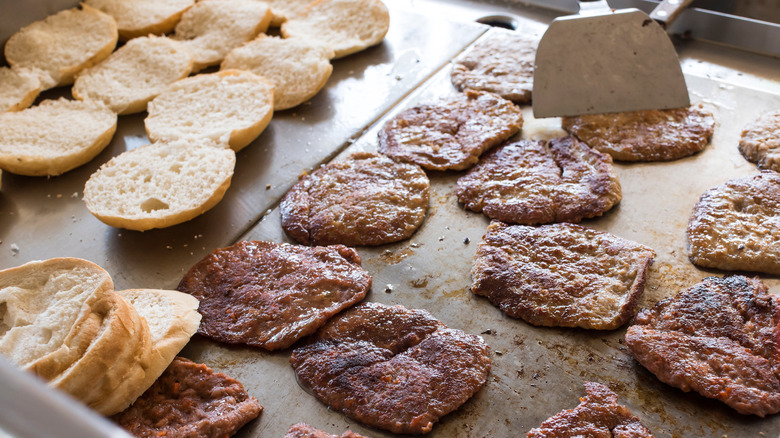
[177,240,370,350]
[739,110,780,171]
[281,152,430,246]
[625,276,780,417]
[377,90,523,171]
[472,221,654,330]
[527,382,654,437]
[687,171,780,275]
[290,302,490,435]
[562,104,715,162]
[457,136,621,224]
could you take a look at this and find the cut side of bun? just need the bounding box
[0,67,41,113]
[173,0,272,72]
[0,98,117,176]
[73,35,193,115]
[84,139,237,231]
[84,0,195,41]
[266,0,315,26]
[281,0,389,59]
[222,34,334,111]
[145,70,274,151]
[4,5,118,89]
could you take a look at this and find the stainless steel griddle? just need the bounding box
[2,1,780,437]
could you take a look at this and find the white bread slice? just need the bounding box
[0,67,41,113]
[173,0,272,72]
[281,0,389,59]
[4,5,118,90]
[222,34,334,110]
[0,258,113,374]
[73,35,193,115]
[145,70,274,151]
[48,292,153,416]
[266,0,315,26]
[84,0,195,41]
[0,98,117,177]
[84,139,237,231]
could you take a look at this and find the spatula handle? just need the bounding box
[650,0,695,27]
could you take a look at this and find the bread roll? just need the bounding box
[0,67,41,113]
[265,0,314,26]
[84,0,195,41]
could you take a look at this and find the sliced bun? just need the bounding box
[4,5,118,89]
[145,70,274,151]
[0,67,41,113]
[0,258,113,374]
[266,0,315,26]
[84,0,195,41]
[73,35,193,115]
[173,0,272,72]
[0,98,117,176]
[222,34,334,110]
[84,139,237,231]
[281,0,389,59]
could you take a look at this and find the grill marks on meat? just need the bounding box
[687,172,780,275]
[739,110,780,172]
[471,221,654,330]
[112,357,262,437]
[625,276,780,416]
[527,382,654,437]
[450,32,538,104]
[562,105,715,162]
[280,152,430,246]
[377,90,523,171]
[456,136,621,225]
[284,423,369,438]
[177,241,370,350]
[290,302,491,434]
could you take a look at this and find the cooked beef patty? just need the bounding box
[739,110,780,171]
[472,221,654,330]
[112,357,262,437]
[456,136,621,224]
[290,302,491,434]
[280,152,430,246]
[450,31,538,104]
[625,276,780,416]
[177,240,370,350]
[527,382,654,437]
[284,423,368,438]
[562,105,715,162]
[377,90,523,171]
[687,171,780,275]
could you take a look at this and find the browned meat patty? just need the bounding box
[472,221,654,330]
[280,152,430,246]
[687,171,780,275]
[527,382,654,437]
[450,31,538,104]
[739,110,780,171]
[177,240,371,350]
[625,276,780,417]
[377,90,523,171]
[562,104,715,162]
[284,423,369,438]
[456,136,621,225]
[290,302,491,435]
[112,356,262,437]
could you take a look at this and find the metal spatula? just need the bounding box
[532,0,693,118]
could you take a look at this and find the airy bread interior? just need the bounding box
[84,0,195,41]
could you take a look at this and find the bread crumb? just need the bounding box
[10,243,19,255]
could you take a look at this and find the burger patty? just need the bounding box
[290,302,491,434]
[456,136,621,225]
[739,110,780,172]
[450,32,538,104]
[377,90,523,171]
[177,240,371,350]
[687,171,780,275]
[112,357,262,437]
[280,152,430,246]
[527,382,654,437]
[625,276,780,417]
[562,105,715,162]
[471,221,654,330]
[284,423,369,438]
